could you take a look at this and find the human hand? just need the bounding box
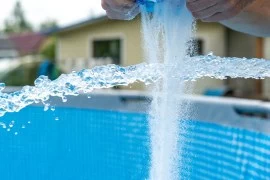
[101,0,140,20]
[186,0,256,22]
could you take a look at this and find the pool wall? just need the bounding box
[44,90,270,134]
[0,90,270,179]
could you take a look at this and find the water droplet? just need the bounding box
[9,121,15,128]
[27,121,31,124]
[0,122,6,129]
[55,117,59,121]
[7,128,10,132]
[50,106,56,111]
[21,125,26,129]
[62,97,67,103]
[44,104,49,111]
[207,51,214,56]
[0,83,5,91]
[87,95,91,99]
[14,132,18,135]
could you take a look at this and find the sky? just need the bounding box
[0,0,105,29]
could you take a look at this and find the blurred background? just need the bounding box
[1,0,270,100]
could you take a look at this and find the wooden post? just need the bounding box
[255,37,264,97]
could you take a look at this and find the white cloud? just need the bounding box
[0,0,105,29]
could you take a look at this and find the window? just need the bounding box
[93,39,121,65]
[187,39,203,56]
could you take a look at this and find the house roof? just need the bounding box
[54,15,108,34]
[0,37,16,50]
[9,32,46,55]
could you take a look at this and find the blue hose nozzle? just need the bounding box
[137,0,162,13]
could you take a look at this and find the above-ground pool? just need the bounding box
[0,90,270,179]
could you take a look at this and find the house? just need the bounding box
[0,32,46,59]
[9,32,46,56]
[0,32,47,86]
[0,34,18,59]
[54,15,270,99]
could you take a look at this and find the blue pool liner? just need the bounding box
[0,106,270,179]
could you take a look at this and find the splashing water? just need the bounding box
[172,53,270,80]
[0,63,162,117]
[1,53,270,117]
[140,0,270,179]
[140,1,194,179]
[1,54,270,117]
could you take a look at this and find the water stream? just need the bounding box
[140,1,194,179]
[1,54,270,117]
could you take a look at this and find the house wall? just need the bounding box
[57,17,145,90]
[227,30,261,98]
[192,22,226,94]
[196,22,227,56]
[57,19,227,93]
[57,17,143,66]
[0,50,18,59]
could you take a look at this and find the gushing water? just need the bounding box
[170,53,270,80]
[2,53,270,118]
[140,1,194,179]
[0,63,162,117]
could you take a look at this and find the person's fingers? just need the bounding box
[186,0,219,13]
[191,0,234,19]
[101,0,110,11]
[116,0,135,7]
[188,0,257,22]
[106,0,136,13]
[106,4,140,20]
[126,5,140,20]
[191,4,220,19]
[103,0,139,20]
[201,8,239,22]
[201,0,252,22]
[186,0,198,3]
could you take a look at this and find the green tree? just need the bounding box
[39,36,57,61]
[39,19,58,32]
[4,1,32,33]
